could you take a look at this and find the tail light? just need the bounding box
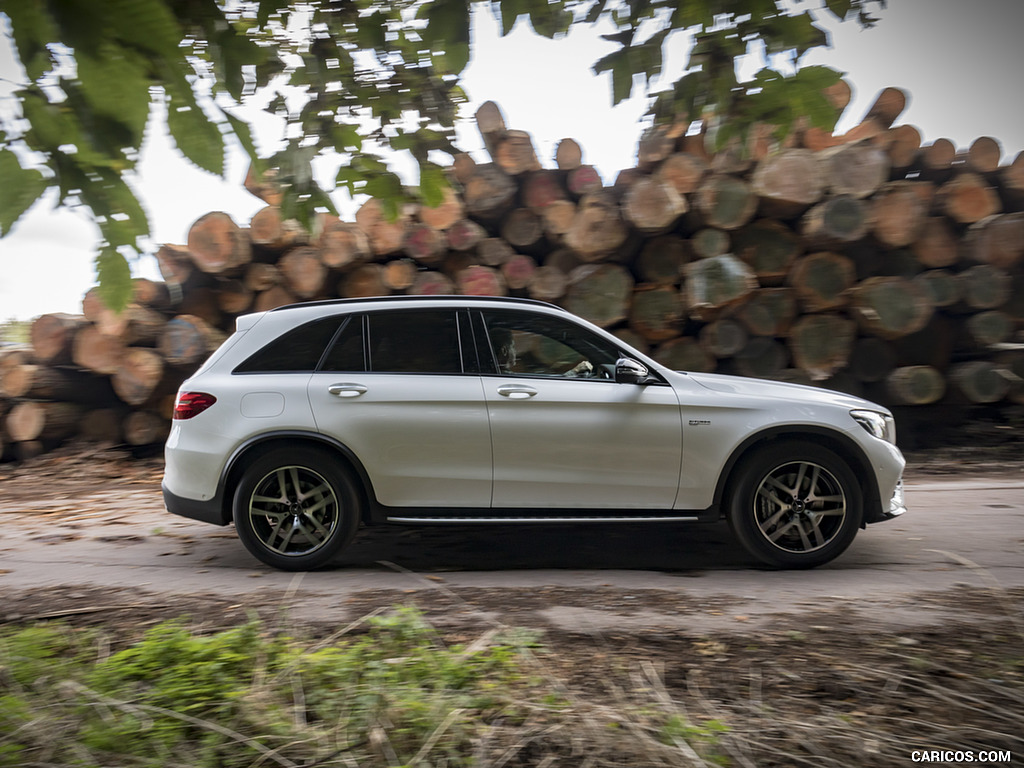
[173,392,217,420]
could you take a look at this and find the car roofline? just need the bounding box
[266,295,567,313]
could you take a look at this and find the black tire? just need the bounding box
[727,440,863,569]
[232,446,360,571]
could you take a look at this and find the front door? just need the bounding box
[479,310,683,509]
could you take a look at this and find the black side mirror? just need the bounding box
[615,357,651,385]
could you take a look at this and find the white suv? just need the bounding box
[163,296,906,571]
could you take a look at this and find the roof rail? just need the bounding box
[266,294,565,313]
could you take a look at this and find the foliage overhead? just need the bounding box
[0,0,884,310]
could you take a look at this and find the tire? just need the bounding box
[727,440,863,569]
[232,446,361,571]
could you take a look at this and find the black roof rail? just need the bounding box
[266,294,565,313]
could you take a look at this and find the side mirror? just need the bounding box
[615,357,650,385]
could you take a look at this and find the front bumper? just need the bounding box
[882,479,906,520]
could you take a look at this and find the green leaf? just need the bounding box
[94,248,133,313]
[165,89,226,176]
[826,0,854,20]
[0,150,49,236]
[102,0,184,60]
[81,170,150,248]
[418,161,448,208]
[611,59,634,105]
[2,0,59,82]
[75,42,152,145]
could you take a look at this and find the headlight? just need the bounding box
[851,410,896,444]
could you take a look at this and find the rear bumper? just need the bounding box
[162,482,230,526]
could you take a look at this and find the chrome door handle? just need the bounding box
[328,383,368,398]
[496,384,537,399]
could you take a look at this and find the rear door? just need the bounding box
[307,309,492,508]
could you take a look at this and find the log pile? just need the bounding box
[2,86,1023,461]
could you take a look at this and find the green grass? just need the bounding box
[0,607,725,768]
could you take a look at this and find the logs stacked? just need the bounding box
[2,86,1024,461]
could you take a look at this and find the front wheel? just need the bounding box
[727,441,863,569]
[232,447,360,570]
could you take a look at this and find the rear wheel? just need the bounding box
[727,441,863,568]
[233,447,360,570]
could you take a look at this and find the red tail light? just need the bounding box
[174,392,217,420]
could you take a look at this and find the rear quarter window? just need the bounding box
[233,315,346,373]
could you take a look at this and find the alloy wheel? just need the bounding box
[752,460,848,554]
[246,465,341,556]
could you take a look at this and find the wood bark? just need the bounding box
[885,125,922,175]
[820,141,890,199]
[751,150,827,218]
[495,130,542,175]
[31,313,85,364]
[278,244,329,299]
[733,220,802,286]
[528,265,568,302]
[734,288,798,337]
[886,366,946,405]
[848,276,935,339]
[848,337,898,383]
[315,216,371,270]
[871,181,931,248]
[112,348,166,406]
[732,336,788,379]
[355,198,410,256]
[653,337,716,373]
[967,136,1002,175]
[418,186,465,231]
[628,286,684,342]
[801,196,870,247]
[187,212,252,274]
[788,251,856,312]
[158,315,226,367]
[555,138,583,170]
[958,265,1012,310]
[250,206,307,251]
[685,255,758,319]
[401,223,448,266]
[696,175,756,230]
[788,314,856,381]
[6,402,84,443]
[462,163,517,221]
[962,213,1024,269]
[521,170,568,211]
[938,172,1002,224]
[624,177,688,234]
[911,217,960,268]
[656,153,709,196]
[949,361,1011,404]
[565,264,633,328]
[699,318,748,358]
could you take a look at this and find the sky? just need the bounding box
[1,0,1023,322]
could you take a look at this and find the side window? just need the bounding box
[319,315,366,372]
[481,310,620,380]
[367,310,463,374]
[234,315,344,373]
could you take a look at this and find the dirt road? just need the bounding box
[1,448,1021,635]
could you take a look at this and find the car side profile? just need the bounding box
[162,296,906,571]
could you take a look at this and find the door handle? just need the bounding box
[328,383,368,398]
[496,384,537,399]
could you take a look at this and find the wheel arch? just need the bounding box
[219,431,377,526]
[713,426,882,525]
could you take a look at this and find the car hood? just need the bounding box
[684,371,887,413]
